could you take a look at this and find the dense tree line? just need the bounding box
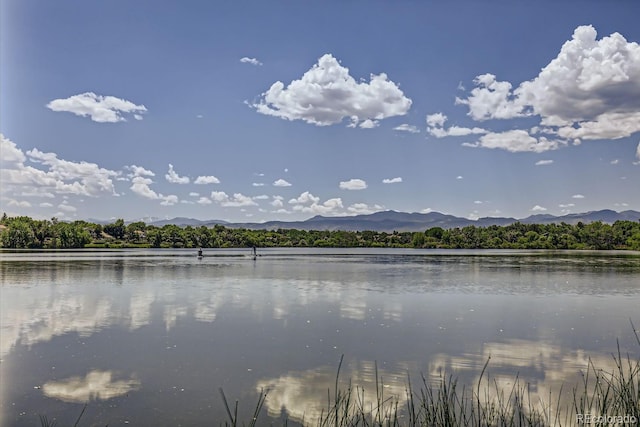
[1,213,640,250]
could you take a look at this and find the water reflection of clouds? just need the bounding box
[42,370,140,403]
[429,338,620,417]
[256,360,409,425]
[1,287,120,357]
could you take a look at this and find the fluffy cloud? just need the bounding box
[7,199,31,208]
[127,165,154,177]
[382,177,402,184]
[130,176,159,199]
[456,26,640,147]
[426,113,447,128]
[535,160,554,166]
[426,113,488,138]
[356,119,379,129]
[347,203,383,215]
[271,196,284,208]
[58,203,77,213]
[27,149,118,195]
[273,179,292,187]
[128,165,178,205]
[210,191,257,207]
[531,205,547,212]
[240,57,263,66]
[252,54,411,127]
[295,198,343,215]
[455,74,523,121]
[1,136,119,201]
[165,164,190,184]
[462,130,565,153]
[339,178,367,190]
[0,135,26,164]
[289,191,320,205]
[160,195,179,206]
[572,194,585,199]
[287,191,343,215]
[393,124,420,133]
[46,92,147,123]
[194,175,220,184]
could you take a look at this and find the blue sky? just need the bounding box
[1,0,639,223]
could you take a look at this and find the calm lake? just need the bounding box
[1,248,639,426]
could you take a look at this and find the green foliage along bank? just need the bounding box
[1,213,640,250]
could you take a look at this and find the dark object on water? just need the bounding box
[197,248,203,258]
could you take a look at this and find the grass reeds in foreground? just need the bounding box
[222,326,639,427]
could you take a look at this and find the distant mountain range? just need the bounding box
[133,209,640,233]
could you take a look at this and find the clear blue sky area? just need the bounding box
[1,0,639,222]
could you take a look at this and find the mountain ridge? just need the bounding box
[136,209,640,232]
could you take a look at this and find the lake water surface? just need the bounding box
[1,248,639,426]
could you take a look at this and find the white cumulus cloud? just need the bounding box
[339,178,367,190]
[252,54,411,127]
[273,179,292,187]
[455,25,640,147]
[58,203,76,212]
[240,57,263,66]
[347,203,383,215]
[393,124,420,133]
[287,191,344,215]
[194,175,220,184]
[210,191,257,207]
[271,196,284,208]
[289,191,320,205]
[46,92,147,123]
[130,176,159,199]
[462,130,565,153]
[165,164,190,184]
[1,136,119,202]
[356,119,379,129]
[426,113,487,138]
[128,165,179,206]
[8,199,31,208]
[531,205,547,212]
[382,177,402,184]
[0,135,26,164]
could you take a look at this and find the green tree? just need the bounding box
[104,219,125,240]
[1,218,35,248]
